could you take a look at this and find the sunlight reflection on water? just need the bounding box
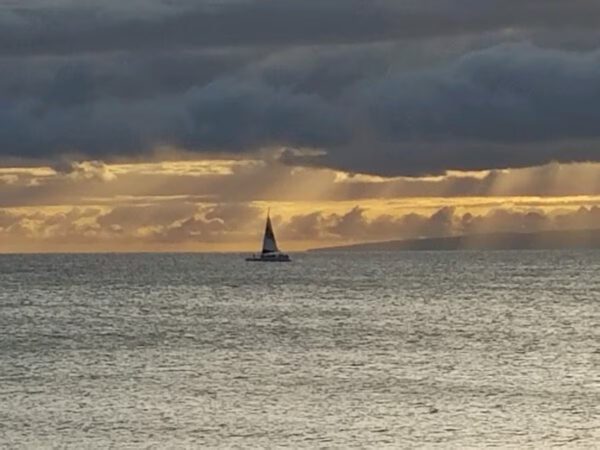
[0,251,599,447]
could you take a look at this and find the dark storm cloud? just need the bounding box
[4,43,600,174]
[274,43,600,175]
[0,1,498,57]
[3,0,600,56]
[3,1,600,175]
[0,49,261,103]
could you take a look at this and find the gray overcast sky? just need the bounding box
[2,0,600,175]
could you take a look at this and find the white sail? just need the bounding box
[262,214,279,253]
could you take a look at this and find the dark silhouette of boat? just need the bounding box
[246,211,291,262]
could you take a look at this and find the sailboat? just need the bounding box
[246,211,291,262]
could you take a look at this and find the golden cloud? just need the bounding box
[1,158,600,251]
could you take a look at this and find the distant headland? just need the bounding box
[309,229,600,252]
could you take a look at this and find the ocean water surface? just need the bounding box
[0,251,598,448]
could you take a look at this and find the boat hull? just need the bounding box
[245,253,291,262]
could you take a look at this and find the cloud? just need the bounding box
[3,1,600,56]
[0,202,260,250]
[0,1,502,57]
[0,207,101,244]
[1,161,600,211]
[3,201,600,252]
[95,202,198,232]
[3,1,600,176]
[294,43,600,175]
[57,160,117,182]
[3,43,600,175]
[152,203,262,243]
[281,206,457,242]
[280,204,600,243]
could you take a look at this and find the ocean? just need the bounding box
[0,251,598,448]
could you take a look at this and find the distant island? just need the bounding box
[310,229,600,252]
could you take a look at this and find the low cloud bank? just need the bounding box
[1,202,599,251]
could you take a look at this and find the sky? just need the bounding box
[1,0,600,252]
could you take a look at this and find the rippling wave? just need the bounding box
[0,251,598,447]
